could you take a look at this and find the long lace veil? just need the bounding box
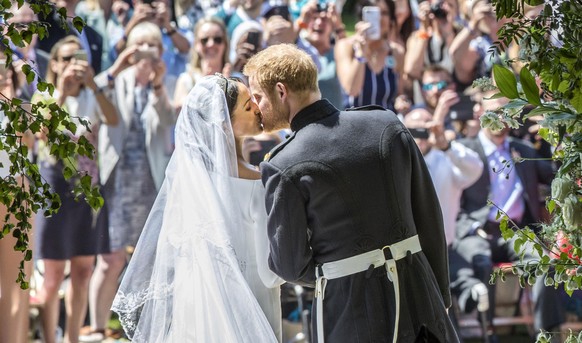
[112,76,278,342]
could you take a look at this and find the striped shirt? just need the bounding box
[344,61,398,111]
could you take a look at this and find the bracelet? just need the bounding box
[296,19,308,30]
[153,83,163,91]
[355,55,367,64]
[417,30,430,40]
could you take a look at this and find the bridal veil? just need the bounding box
[112,75,278,343]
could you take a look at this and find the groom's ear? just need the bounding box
[275,82,287,101]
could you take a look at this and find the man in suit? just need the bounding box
[37,0,103,73]
[244,44,459,343]
[454,95,565,336]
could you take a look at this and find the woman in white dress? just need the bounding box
[112,74,284,342]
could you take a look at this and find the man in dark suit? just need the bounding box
[37,0,103,73]
[453,95,564,337]
[244,44,459,343]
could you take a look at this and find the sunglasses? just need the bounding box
[59,55,75,62]
[200,36,224,45]
[408,127,430,140]
[422,81,449,91]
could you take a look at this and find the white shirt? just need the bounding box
[424,141,483,245]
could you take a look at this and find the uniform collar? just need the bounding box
[290,99,339,132]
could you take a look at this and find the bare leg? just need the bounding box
[64,256,95,343]
[88,249,127,331]
[39,260,66,343]
[0,232,32,343]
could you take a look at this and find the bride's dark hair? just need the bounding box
[215,74,244,118]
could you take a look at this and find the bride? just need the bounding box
[112,75,283,342]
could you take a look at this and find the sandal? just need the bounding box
[78,326,105,343]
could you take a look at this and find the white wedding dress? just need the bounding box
[230,178,284,342]
[112,76,281,343]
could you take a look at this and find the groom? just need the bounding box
[244,44,459,343]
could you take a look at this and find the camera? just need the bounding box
[430,1,447,19]
[73,50,88,62]
[449,94,476,122]
[264,5,291,21]
[134,46,159,61]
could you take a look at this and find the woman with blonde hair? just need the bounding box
[173,17,230,113]
[82,21,176,341]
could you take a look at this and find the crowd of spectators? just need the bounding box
[0,0,574,342]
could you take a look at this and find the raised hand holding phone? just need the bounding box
[362,6,381,40]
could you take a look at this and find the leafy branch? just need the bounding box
[0,0,102,288]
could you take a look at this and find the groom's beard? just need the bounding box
[263,96,290,132]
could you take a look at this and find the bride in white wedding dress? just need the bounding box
[112,75,284,342]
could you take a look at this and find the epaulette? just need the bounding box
[345,105,387,112]
[264,131,297,162]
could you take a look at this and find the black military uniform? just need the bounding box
[261,99,459,342]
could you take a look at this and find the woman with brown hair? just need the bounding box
[334,0,405,110]
[33,35,118,343]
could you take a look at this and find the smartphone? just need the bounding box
[246,31,260,48]
[134,46,159,61]
[362,6,381,40]
[449,95,476,121]
[73,50,88,62]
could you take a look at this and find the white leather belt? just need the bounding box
[314,235,422,343]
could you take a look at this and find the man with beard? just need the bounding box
[244,43,459,343]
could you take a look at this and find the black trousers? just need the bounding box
[452,221,565,331]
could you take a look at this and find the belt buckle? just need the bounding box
[382,245,393,260]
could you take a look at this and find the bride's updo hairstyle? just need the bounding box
[214,73,243,118]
